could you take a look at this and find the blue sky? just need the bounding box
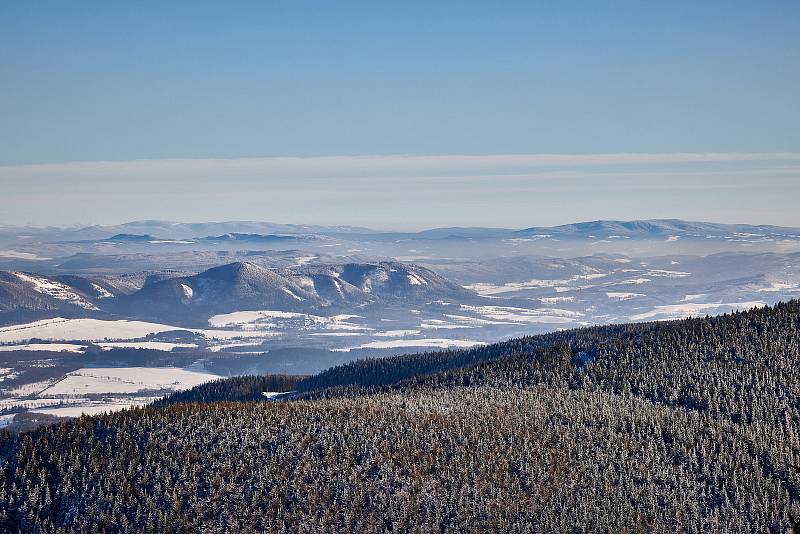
[1,1,799,228]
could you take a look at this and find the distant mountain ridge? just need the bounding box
[0,270,111,324]
[114,261,473,322]
[3,219,799,276]
[3,218,799,243]
[104,234,156,242]
[205,233,299,242]
[0,260,477,326]
[515,219,800,238]
[0,221,378,242]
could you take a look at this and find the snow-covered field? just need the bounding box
[756,281,800,293]
[0,318,186,343]
[464,267,693,297]
[97,341,199,351]
[0,367,221,421]
[41,367,219,396]
[0,395,163,418]
[0,250,51,260]
[335,338,484,352]
[0,343,87,353]
[606,292,646,301]
[0,317,278,344]
[465,272,608,296]
[460,305,586,325]
[6,379,57,397]
[372,329,422,337]
[33,403,144,417]
[629,301,765,321]
[208,310,369,332]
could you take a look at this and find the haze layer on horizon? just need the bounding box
[2,2,798,229]
[1,153,799,230]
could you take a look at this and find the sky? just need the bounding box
[1,1,799,229]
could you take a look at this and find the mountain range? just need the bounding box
[0,260,472,326]
[3,219,799,278]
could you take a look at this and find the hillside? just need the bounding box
[0,271,111,324]
[0,260,478,327]
[0,301,798,532]
[113,261,324,320]
[297,299,800,423]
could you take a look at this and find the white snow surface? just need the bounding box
[0,317,271,344]
[539,296,575,304]
[209,310,309,326]
[91,283,114,299]
[461,305,585,325]
[0,343,86,353]
[282,287,304,301]
[606,292,646,301]
[407,272,429,286]
[373,329,422,337]
[42,367,220,396]
[13,272,97,310]
[207,310,369,332]
[292,256,316,267]
[619,278,652,285]
[181,283,194,299]
[261,391,291,399]
[681,294,708,302]
[756,281,800,292]
[32,404,140,418]
[335,338,485,352]
[98,342,199,351]
[0,250,51,260]
[629,301,765,321]
[0,318,180,343]
[465,272,608,296]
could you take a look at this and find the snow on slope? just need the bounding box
[13,272,98,310]
[32,404,142,418]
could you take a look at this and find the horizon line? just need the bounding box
[3,151,800,173]
[2,216,799,233]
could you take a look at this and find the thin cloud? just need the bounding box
[2,152,799,229]
[2,152,799,183]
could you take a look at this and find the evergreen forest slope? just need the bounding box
[0,301,799,532]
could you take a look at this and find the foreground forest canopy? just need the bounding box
[1,301,799,532]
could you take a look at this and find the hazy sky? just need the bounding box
[1,2,799,229]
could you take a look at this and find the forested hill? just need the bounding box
[152,374,303,406]
[0,301,798,532]
[298,300,800,402]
